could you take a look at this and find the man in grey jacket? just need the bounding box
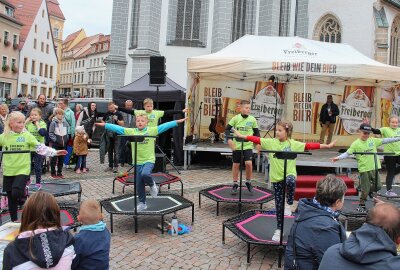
[319,203,400,270]
[118,100,135,167]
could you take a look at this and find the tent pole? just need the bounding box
[303,63,307,142]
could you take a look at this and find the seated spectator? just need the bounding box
[72,199,111,270]
[285,174,347,270]
[319,202,400,270]
[2,192,75,269]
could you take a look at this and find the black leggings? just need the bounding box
[4,175,29,222]
[384,155,400,190]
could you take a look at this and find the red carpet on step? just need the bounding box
[294,175,358,200]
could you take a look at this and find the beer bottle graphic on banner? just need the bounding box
[338,86,375,135]
[252,81,285,131]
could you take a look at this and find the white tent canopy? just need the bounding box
[188,35,400,82]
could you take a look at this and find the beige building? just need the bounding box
[46,0,65,96]
[0,0,22,98]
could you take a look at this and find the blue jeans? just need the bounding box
[76,155,87,170]
[135,163,154,203]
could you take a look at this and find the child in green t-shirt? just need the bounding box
[25,108,47,187]
[115,98,188,127]
[331,123,400,213]
[0,111,67,222]
[96,114,186,211]
[234,120,336,242]
[225,100,261,195]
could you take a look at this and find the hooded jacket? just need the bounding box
[3,228,75,270]
[319,223,400,270]
[285,198,346,270]
[48,117,69,148]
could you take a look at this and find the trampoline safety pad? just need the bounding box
[111,196,183,212]
[208,186,273,202]
[28,181,82,202]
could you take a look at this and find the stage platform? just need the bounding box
[184,142,358,171]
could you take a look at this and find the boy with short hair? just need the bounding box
[331,123,400,213]
[48,108,69,179]
[96,114,186,210]
[115,98,187,127]
[72,199,111,270]
[225,100,260,194]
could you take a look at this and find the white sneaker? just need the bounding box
[137,202,147,211]
[272,229,283,242]
[150,181,158,198]
[284,203,292,216]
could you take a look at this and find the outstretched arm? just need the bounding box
[157,118,186,134]
[330,151,350,162]
[35,144,67,156]
[382,137,400,144]
[96,123,125,135]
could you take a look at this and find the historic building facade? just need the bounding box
[105,0,400,97]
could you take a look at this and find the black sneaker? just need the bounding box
[368,192,373,199]
[245,181,254,193]
[231,183,239,195]
[356,204,367,213]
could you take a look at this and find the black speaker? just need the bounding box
[154,153,166,173]
[149,56,166,85]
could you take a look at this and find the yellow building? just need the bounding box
[0,0,22,98]
[46,0,64,97]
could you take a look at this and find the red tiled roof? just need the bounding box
[46,0,64,20]
[63,29,83,44]
[7,0,43,48]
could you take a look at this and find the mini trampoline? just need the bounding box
[223,210,295,263]
[112,173,183,196]
[377,185,400,200]
[100,193,194,233]
[0,206,79,228]
[199,184,274,215]
[28,181,82,203]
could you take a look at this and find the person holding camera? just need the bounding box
[101,101,124,172]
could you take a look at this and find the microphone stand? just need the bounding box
[264,77,279,138]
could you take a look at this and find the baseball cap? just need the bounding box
[359,123,372,133]
[19,100,26,104]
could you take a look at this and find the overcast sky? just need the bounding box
[58,0,112,38]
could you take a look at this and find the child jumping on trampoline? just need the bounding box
[115,98,188,127]
[0,112,67,222]
[225,100,261,195]
[331,123,400,213]
[234,120,336,242]
[25,107,47,188]
[96,114,186,211]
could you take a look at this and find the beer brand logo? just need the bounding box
[339,89,373,134]
[282,43,318,57]
[251,85,283,130]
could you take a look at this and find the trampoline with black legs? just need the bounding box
[223,210,295,263]
[28,181,82,202]
[100,193,194,234]
[0,206,80,228]
[199,184,274,215]
[112,172,183,196]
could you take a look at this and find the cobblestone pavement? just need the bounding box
[2,149,394,269]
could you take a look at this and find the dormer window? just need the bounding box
[5,6,14,17]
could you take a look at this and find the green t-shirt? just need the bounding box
[26,120,47,144]
[124,127,158,165]
[260,138,305,182]
[228,114,258,150]
[134,110,164,127]
[379,127,400,155]
[0,131,39,176]
[347,137,383,173]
